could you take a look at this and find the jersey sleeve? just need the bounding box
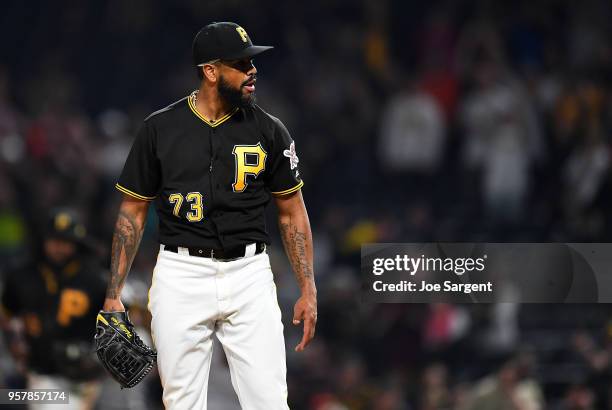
[266,118,304,196]
[115,120,161,201]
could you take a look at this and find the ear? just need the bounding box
[202,64,218,83]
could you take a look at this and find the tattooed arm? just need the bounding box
[275,190,317,352]
[102,195,150,312]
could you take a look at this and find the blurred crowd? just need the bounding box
[0,0,611,409]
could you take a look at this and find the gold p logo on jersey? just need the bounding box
[236,26,249,43]
[232,143,267,192]
[57,289,89,326]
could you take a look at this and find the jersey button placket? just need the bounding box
[208,127,218,229]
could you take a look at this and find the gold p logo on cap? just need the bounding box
[236,26,248,42]
[55,213,71,231]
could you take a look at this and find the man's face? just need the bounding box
[44,238,76,265]
[216,58,257,108]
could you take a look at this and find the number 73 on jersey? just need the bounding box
[167,144,266,222]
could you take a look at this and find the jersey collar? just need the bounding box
[187,91,239,128]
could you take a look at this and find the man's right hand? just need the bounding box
[102,298,125,312]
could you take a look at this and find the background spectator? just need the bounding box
[0,0,610,408]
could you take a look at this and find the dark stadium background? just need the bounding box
[0,0,610,409]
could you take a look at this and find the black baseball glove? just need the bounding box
[94,311,157,388]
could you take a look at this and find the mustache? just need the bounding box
[241,75,257,87]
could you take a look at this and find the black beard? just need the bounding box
[218,75,255,109]
[44,254,73,270]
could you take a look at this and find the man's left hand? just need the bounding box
[292,293,317,352]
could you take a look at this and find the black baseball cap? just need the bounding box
[192,22,273,66]
[45,208,88,244]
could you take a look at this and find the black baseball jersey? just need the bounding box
[116,91,303,249]
[1,258,107,377]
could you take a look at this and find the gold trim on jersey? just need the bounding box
[271,180,304,196]
[188,91,239,127]
[63,260,80,277]
[115,183,156,201]
[40,265,58,294]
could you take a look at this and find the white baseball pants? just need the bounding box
[148,245,289,410]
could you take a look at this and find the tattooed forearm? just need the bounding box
[279,218,315,292]
[106,210,144,299]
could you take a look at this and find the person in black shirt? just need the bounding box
[1,208,106,410]
[101,22,317,409]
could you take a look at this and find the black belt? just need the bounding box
[163,242,266,261]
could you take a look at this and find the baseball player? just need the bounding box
[101,22,317,409]
[1,209,107,410]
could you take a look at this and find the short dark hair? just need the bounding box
[196,66,204,80]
